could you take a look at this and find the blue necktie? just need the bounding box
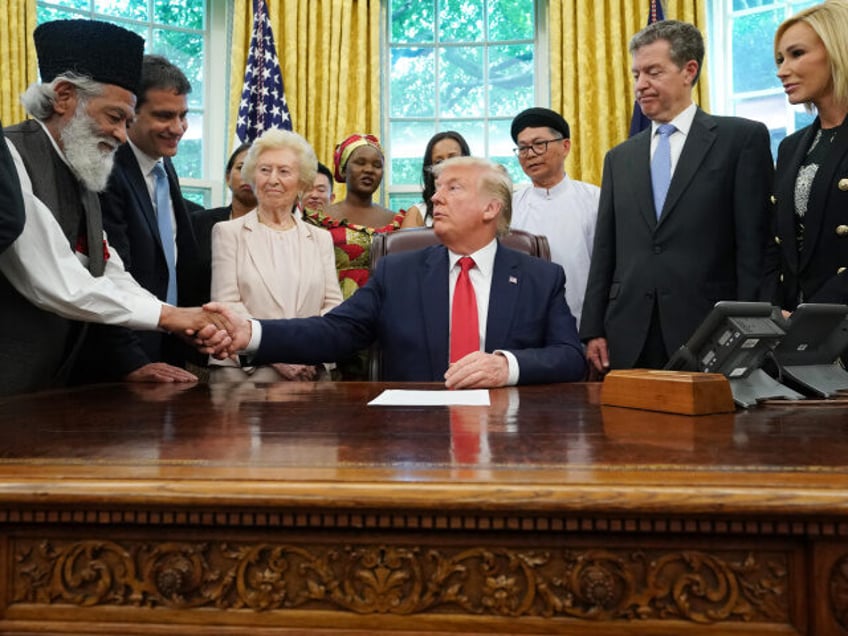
[152,162,177,305]
[651,123,676,219]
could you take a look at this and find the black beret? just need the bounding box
[34,20,144,93]
[510,107,570,142]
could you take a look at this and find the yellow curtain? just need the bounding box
[0,0,37,124]
[550,0,708,186]
[229,0,380,196]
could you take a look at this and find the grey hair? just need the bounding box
[20,72,105,120]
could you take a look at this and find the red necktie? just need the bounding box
[450,407,480,464]
[450,256,479,363]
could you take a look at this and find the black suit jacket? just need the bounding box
[762,116,848,308]
[0,126,24,254]
[254,242,587,384]
[191,205,231,302]
[72,144,202,381]
[580,108,774,368]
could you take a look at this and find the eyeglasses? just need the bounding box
[513,137,564,157]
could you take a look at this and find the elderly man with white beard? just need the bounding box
[0,19,228,396]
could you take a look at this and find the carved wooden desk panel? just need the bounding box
[0,381,846,634]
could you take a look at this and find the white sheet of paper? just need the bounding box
[368,389,490,406]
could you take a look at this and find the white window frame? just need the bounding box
[707,0,819,140]
[381,0,547,206]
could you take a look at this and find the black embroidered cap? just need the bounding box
[510,107,570,142]
[34,20,144,93]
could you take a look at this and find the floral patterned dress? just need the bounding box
[303,208,409,299]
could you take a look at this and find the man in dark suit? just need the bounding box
[73,54,204,384]
[203,156,587,388]
[580,19,774,373]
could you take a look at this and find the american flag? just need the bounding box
[629,0,666,137]
[236,0,292,142]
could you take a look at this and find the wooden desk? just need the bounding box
[0,381,846,634]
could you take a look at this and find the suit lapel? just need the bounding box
[777,125,817,274]
[421,246,450,376]
[630,130,658,230]
[243,213,286,314]
[294,220,317,315]
[800,117,848,271]
[659,109,716,226]
[485,243,519,350]
[117,146,159,243]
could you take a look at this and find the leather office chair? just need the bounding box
[367,227,552,380]
[370,227,551,271]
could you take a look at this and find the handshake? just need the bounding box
[158,302,252,359]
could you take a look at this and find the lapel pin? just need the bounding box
[509,276,518,285]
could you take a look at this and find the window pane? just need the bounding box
[488,0,534,41]
[731,10,781,94]
[182,186,209,208]
[173,138,202,180]
[733,0,771,8]
[389,193,421,212]
[151,28,204,110]
[439,46,484,118]
[170,111,203,179]
[489,44,534,116]
[445,120,485,156]
[489,119,525,184]
[94,0,146,21]
[390,48,435,118]
[36,6,81,22]
[440,0,483,42]
[734,94,785,130]
[389,120,435,186]
[41,0,89,10]
[155,0,204,31]
[390,0,435,43]
[115,20,147,43]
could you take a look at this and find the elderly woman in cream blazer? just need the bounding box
[209,129,342,382]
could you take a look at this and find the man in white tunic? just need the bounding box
[510,107,600,327]
[0,20,225,395]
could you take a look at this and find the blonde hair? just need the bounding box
[431,156,513,237]
[241,128,317,193]
[775,0,848,111]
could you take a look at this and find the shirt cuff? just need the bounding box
[495,350,519,386]
[244,319,262,355]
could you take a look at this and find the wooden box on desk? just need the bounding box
[600,369,735,415]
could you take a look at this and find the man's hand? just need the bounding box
[444,351,509,390]
[585,337,610,375]
[271,363,318,381]
[203,302,252,358]
[159,305,231,336]
[125,362,198,383]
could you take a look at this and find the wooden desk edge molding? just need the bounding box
[0,381,845,635]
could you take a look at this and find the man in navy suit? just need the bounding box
[73,54,203,384]
[204,156,586,388]
[580,20,774,373]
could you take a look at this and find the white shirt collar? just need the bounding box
[651,101,697,136]
[447,238,498,276]
[128,138,162,177]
